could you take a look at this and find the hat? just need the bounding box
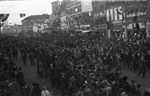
[136,84,141,88]
[111,81,116,85]
[131,80,136,83]
[32,82,39,86]
[122,76,128,81]
[101,80,110,86]
[42,86,47,90]
[18,67,22,70]
[120,92,127,96]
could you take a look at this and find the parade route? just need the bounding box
[122,68,150,94]
[1,0,150,96]
[14,49,62,96]
[13,49,150,96]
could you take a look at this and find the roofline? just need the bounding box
[51,1,60,4]
[21,14,50,22]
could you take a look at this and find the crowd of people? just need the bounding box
[0,35,26,96]
[0,31,150,96]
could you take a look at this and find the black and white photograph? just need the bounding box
[0,0,150,96]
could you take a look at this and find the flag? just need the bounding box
[0,14,10,22]
[20,14,26,18]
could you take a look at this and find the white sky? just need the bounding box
[0,0,62,25]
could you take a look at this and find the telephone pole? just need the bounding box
[123,1,128,40]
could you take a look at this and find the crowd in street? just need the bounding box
[0,35,26,96]
[0,31,150,96]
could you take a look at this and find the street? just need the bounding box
[14,49,62,96]
[12,49,150,96]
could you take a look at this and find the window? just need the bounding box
[75,8,78,12]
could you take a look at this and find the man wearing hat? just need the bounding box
[136,84,142,96]
[31,82,41,96]
[129,80,136,96]
[41,86,52,96]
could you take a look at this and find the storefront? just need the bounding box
[94,24,107,37]
[110,20,123,39]
[126,3,147,39]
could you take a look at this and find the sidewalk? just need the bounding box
[121,68,150,94]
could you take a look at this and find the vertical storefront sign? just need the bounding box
[117,7,123,20]
[106,10,110,22]
[110,8,114,21]
[114,8,118,21]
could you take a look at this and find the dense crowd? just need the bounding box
[0,31,150,96]
[0,35,26,96]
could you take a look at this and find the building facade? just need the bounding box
[99,0,148,39]
[56,0,149,39]
[92,0,107,36]
[2,24,22,34]
[49,1,61,31]
[66,0,93,31]
[21,14,49,33]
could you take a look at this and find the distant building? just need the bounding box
[21,14,49,33]
[105,0,147,39]
[51,1,60,15]
[2,24,22,34]
[49,1,61,30]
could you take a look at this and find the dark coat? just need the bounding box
[31,86,41,96]
[143,91,150,96]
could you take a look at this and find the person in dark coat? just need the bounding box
[31,82,41,96]
[60,72,67,96]
[22,52,27,65]
[136,84,142,96]
[129,80,136,96]
[29,52,35,66]
[138,55,146,77]
[143,87,150,96]
[16,67,24,88]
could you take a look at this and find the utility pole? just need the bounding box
[124,1,128,40]
[123,1,128,40]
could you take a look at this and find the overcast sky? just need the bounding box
[0,0,62,25]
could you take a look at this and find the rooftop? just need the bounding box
[51,1,60,4]
[21,14,49,22]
